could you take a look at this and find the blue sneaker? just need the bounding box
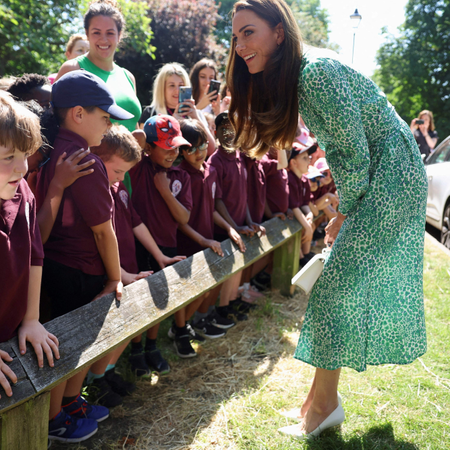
[48,410,97,443]
[63,394,109,422]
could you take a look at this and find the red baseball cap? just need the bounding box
[143,114,191,150]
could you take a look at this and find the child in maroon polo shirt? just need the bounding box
[0,92,60,401]
[287,140,318,266]
[208,112,262,321]
[91,124,185,377]
[177,119,247,338]
[35,71,134,441]
[306,166,338,221]
[129,115,202,359]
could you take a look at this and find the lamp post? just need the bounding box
[350,8,362,65]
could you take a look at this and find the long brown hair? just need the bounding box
[226,0,302,158]
[189,59,217,104]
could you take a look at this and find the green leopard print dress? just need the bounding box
[294,53,428,372]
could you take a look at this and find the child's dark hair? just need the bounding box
[179,119,208,148]
[84,0,126,36]
[40,105,97,148]
[0,91,42,154]
[91,124,142,164]
[7,73,49,102]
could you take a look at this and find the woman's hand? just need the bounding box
[221,96,231,113]
[173,99,199,121]
[324,212,346,247]
[18,320,60,369]
[196,85,220,110]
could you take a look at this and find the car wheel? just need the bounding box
[441,203,450,250]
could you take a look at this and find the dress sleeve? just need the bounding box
[302,59,370,215]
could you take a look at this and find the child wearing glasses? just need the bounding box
[177,119,246,338]
[129,114,206,359]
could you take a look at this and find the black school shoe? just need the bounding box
[104,368,136,396]
[88,377,123,408]
[173,325,197,358]
[168,322,206,342]
[208,308,236,329]
[145,348,171,375]
[129,350,152,378]
[217,304,248,322]
[192,318,226,339]
[229,297,257,314]
[251,271,271,291]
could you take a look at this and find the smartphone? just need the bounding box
[208,80,221,101]
[416,119,424,125]
[178,86,192,113]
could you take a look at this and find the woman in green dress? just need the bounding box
[228,0,427,440]
[55,0,141,194]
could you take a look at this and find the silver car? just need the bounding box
[424,136,450,249]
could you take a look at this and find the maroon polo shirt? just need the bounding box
[260,154,289,214]
[208,146,248,235]
[35,128,113,276]
[111,181,142,274]
[288,171,311,210]
[242,154,266,223]
[129,155,193,248]
[0,180,44,342]
[176,160,220,257]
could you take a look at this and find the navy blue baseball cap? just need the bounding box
[51,70,134,121]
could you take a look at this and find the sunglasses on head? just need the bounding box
[322,170,331,177]
[180,141,209,155]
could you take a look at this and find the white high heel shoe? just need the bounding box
[278,404,345,440]
[279,392,342,421]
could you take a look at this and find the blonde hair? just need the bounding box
[419,110,436,132]
[90,124,141,164]
[150,63,190,114]
[66,34,88,54]
[0,91,42,155]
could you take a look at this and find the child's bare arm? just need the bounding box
[18,266,60,369]
[38,149,94,243]
[264,199,286,220]
[91,219,122,300]
[133,223,186,269]
[154,172,190,225]
[277,149,288,170]
[215,199,253,236]
[179,223,224,256]
[121,267,153,286]
[213,211,246,252]
[309,201,320,216]
[293,207,313,243]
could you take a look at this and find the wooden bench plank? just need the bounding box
[0,217,303,413]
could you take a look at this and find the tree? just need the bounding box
[0,0,81,77]
[374,0,450,139]
[116,0,226,105]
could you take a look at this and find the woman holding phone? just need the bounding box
[139,63,216,155]
[189,58,221,115]
[410,110,438,158]
[228,0,427,440]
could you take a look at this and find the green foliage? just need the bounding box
[116,0,226,105]
[215,0,336,51]
[0,0,154,80]
[0,0,81,76]
[374,0,450,140]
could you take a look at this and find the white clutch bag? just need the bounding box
[291,248,331,295]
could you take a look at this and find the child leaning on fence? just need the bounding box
[0,91,59,399]
[35,70,133,443]
[91,124,185,377]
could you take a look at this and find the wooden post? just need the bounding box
[0,391,50,450]
[272,230,301,296]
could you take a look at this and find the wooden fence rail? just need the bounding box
[0,215,318,449]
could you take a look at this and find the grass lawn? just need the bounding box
[53,236,450,450]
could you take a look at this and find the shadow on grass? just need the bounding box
[304,423,418,450]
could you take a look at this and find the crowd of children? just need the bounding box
[0,68,338,444]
